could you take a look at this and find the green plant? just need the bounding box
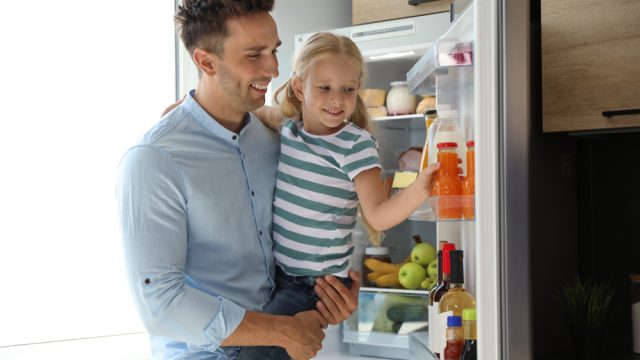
[554,277,616,330]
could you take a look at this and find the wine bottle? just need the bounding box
[461,308,477,360]
[437,250,476,357]
[428,241,447,352]
[432,243,456,358]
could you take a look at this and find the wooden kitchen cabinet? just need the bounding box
[352,0,451,25]
[542,0,640,133]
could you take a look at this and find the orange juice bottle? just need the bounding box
[433,142,463,220]
[419,109,438,172]
[462,140,475,220]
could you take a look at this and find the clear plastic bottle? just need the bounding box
[431,107,466,176]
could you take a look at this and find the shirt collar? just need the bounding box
[182,89,251,143]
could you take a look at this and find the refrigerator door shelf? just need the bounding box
[406,3,475,96]
[410,195,475,222]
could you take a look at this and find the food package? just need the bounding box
[416,96,436,115]
[366,106,387,118]
[398,147,423,171]
[359,88,386,107]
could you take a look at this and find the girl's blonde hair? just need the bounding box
[275,32,383,246]
[274,32,370,131]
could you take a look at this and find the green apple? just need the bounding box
[398,262,427,290]
[426,259,438,278]
[421,277,436,290]
[411,243,436,266]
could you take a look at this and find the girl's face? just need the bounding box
[292,55,360,135]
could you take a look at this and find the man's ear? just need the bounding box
[291,77,304,102]
[193,48,217,76]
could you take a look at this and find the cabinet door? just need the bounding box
[542,0,640,133]
[352,0,451,25]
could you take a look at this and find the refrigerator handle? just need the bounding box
[602,108,640,118]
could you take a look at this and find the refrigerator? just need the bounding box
[292,1,532,359]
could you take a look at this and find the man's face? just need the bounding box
[214,12,280,114]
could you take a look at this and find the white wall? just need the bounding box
[270,0,353,94]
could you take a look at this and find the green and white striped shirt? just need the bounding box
[273,119,381,277]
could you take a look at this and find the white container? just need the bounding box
[386,81,417,116]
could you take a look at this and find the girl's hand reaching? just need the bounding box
[413,162,440,198]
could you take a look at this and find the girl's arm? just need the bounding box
[252,105,285,130]
[354,164,439,231]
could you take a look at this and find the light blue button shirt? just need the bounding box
[116,90,279,359]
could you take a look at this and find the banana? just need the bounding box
[364,256,413,288]
[374,272,401,288]
[364,258,402,274]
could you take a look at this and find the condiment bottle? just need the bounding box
[432,142,463,220]
[462,140,475,220]
[443,315,464,360]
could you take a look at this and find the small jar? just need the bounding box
[386,81,416,116]
[363,246,391,287]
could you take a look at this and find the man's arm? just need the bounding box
[222,310,327,359]
[117,146,327,358]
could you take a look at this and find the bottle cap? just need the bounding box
[463,308,477,321]
[365,246,389,255]
[450,250,465,284]
[466,140,475,147]
[425,109,437,115]
[390,81,407,86]
[447,315,462,327]
[437,142,458,149]
[442,243,456,274]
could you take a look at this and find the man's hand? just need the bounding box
[281,310,327,360]
[314,270,361,324]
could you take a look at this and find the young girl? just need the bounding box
[237,32,437,360]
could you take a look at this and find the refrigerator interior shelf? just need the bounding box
[343,288,429,359]
[371,113,426,130]
[409,195,475,222]
[408,331,437,360]
[406,3,475,96]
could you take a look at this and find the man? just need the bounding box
[116,1,359,359]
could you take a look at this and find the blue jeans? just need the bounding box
[236,266,352,360]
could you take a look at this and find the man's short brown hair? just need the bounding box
[175,0,275,56]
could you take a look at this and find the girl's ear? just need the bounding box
[193,48,217,76]
[291,77,305,102]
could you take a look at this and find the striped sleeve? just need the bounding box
[342,130,381,180]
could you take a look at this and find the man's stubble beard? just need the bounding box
[217,62,265,113]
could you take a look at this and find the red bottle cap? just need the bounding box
[442,243,456,274]
[466,140,475,147]
[437,142,458,149]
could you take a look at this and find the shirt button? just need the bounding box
[251,191,255,196]
[232,135,238,140]
[259,230,263,236]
